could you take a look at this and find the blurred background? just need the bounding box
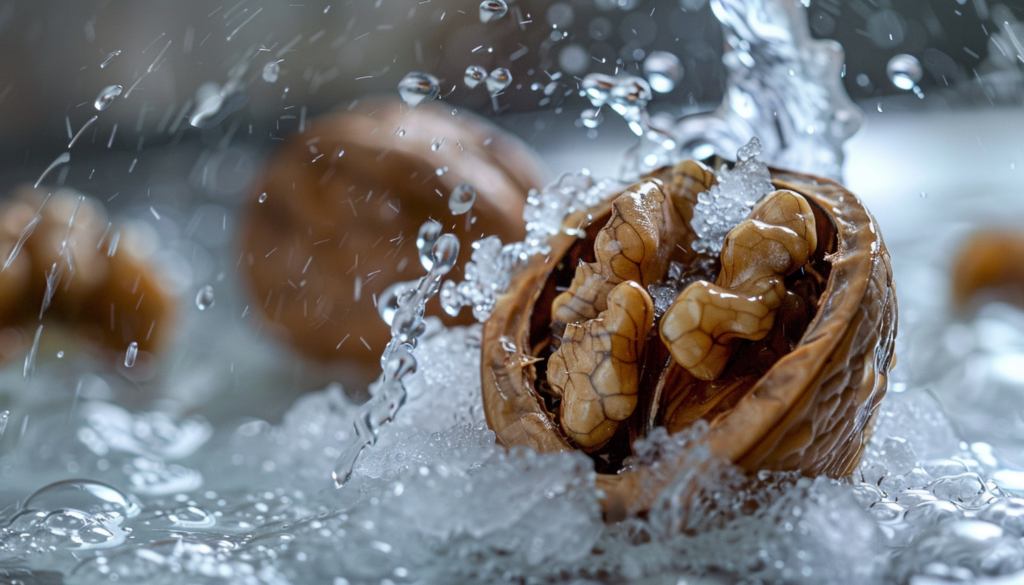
[0,0,1015,166]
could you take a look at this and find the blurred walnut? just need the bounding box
[239,98,547,369]
[0,187,175,364]
[481,159,896,517]
[951,231,1024,308]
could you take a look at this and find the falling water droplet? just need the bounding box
[486,68,512,95]
[378,281,416,326]
[886,54,923,91]
[189,82,225,128]
[124,342,138,368]
[35,153,71,189]
[643,51,684,93]
[258,192,268,203]
[93,85,123,111]
[448,184,477,215]
[398,72,440,107]
[0,410,8,442]
[195,286,215,310]
[464,65,487,89]
[431,234,460,274]
[99,50,121,69]
[479,0,508,22]
[262,60,281,83]
[416,220,442,270]
[580,108,604,129]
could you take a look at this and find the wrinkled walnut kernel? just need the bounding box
[660,189,817,381]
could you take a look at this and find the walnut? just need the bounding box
[0,187,175,364]
[951,231,1024,308]
[481,159,897,517]
[239,98,547,372]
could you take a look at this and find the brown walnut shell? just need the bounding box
[239,98,547,369]
[0,187,175,363]
[951,231,1024,308]
[481,161,897,517]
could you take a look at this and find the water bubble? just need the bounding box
[580,108,604,129]
[643,51,684,93]
[195,285,215,311]
[416,220,443,270]
[23,480,141,520]
[486,68,512,95]
[124,342,138,368]
[886,54,923,91]
[262,60,281,83]
[464,65,487,89]
[93,85,123,111]
[431,234,460,274]
[449,184,477,215]
[479,0,508,23]
[398,72,440,107]
[258,192,268,203]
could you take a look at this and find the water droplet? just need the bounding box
[99,50,121,69]
[398,72,440,107]
[93,85,123,111]
[195,286,215,310]
[886,54,923,91]
[378,281,416,326]
[431,234,460,274]
[431,138,444,151]
[464,65,487,89]
[124,342,138,368]
[737,137,763,162]
[479,0,508,23]
[643,51,684,93]
[189,82,225,128]
[0,410,8,441]
[580,108,603,129]
[416,220,443,270]
[57,351,64,358]
[384,344,417,379]
[449,184,477,215]
[23,480,140,520]
[262,60,281,83]
[486,68,512,95]
[258,192,268,203]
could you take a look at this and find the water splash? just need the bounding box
[673,0,862,181]
[262,60,281,83]
[486,68,512,95]
[68,115,98,148]
[195,285,215,311]
[34,152,71,188]
[124,342,138,368]
[333,229,460,486]
[99,50,121,68]
[643,51,684,93]
[887,54,923,91]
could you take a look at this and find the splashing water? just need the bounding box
[643,51,685,93]
[262,60,281,83]
[124,342,138,368]
[672,0,862,181]
[397,72,440,107]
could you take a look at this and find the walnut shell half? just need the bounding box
[480,161,897,516]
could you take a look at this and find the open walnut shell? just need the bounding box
[481,159,897,517]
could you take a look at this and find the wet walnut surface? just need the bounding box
[951,231,1024,308]
[239,98,547,368]
[481,159,897,516]
[0,187,175,363]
